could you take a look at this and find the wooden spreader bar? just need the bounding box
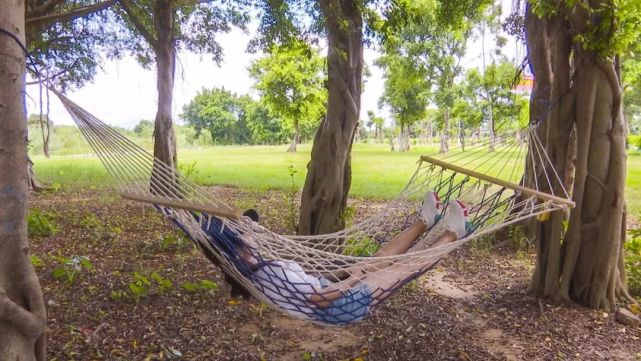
[121,192,242,220]
[420,155,575,208]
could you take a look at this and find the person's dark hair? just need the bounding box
[243,209,260,222]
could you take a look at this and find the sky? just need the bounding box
[25,2,523,129]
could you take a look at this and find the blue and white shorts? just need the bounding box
[312,278,372,325]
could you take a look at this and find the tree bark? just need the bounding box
[0,2,47,358]
[397,123,410,152]
[527,2,629,309]
[439,110,450,154]
[298,0,362,235]
[152,0,177,172]
[287,122,300,152]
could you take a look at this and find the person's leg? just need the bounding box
[374,190,443,257]
[373,220,427,257]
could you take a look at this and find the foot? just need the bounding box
[444,200,472,239]
[420,191,442,229]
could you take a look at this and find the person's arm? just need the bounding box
[308,273,365,308]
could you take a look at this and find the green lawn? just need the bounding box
[32,144,641,219]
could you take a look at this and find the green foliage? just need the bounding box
[27,3,115,90]
[626,228,641,296]
[249,41,327,143]
[460,61,528,131]
[377,53,429,130]
[113,1,249,68]
[30,255,45,268]
[27,209,58,237]
[51,255,93,285]
[181,87,286,145]
[79,213,101,230]
[159,231,192,252]
[125,271,173,303]
[178,160,199,179]
[181,279,219,294]
[343,237,380,257]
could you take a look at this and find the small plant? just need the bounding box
[284,165,299,232]
[51,255,93,285]
[30,254,45,268]
[159,230,192,252]
[79,213,101,230]
[343,237,380,256]
[27,209,58,237]
[126,271,174,302]
[181,279,219,294]
[339,205,357,228]
[128,272,151,302]
[625,228,641,297]
[178,160,199,179]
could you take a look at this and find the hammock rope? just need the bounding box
[52,90,573,326]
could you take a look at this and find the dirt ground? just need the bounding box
[28,187,641,361]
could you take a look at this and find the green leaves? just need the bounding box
[249,41,327,141]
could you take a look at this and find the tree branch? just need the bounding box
[118,0,158,49]
[26,0,116,28]
[27,0,65,18]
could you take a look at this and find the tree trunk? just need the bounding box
[298,0,362,235]
[153,0,177,171]
[0,2,47,358]
[527,3,629,309]
[27,156,43,191]
[397,123,410,152]
[439,111,450,153]
[287,122,300,152]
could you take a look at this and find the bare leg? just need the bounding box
[373,220,428,257]
[323,220,428,281]
[311,231,459,307]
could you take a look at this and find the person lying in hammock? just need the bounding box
[231,192,471,325]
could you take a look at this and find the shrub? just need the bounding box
[27,209,58,237]
[626,228,641,297]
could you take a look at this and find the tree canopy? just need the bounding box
[249,41,326,152]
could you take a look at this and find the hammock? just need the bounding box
[53,90,573,326]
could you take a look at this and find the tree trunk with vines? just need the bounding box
[298,0,362,235]
[0,2,47,358]
[527,2,630,309]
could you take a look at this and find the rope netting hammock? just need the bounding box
[53,90,574,326]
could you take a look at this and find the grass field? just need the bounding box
[32,143,641,219]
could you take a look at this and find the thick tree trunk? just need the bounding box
[153,0,177,171]
[0,2,47,359]
[298,0,362,235]
[527,3,629,309]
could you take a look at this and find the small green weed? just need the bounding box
[124,271,174,303]
[30,254,45,268]
[27,209,58,237]
[159,230,192,252]
[178,160,199,179]
[625,228,641,297]
[339,205,357,228]
[51,255,93,285]
[79,213,101,230]
[181,279,219,294]
[343,237,380,256]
